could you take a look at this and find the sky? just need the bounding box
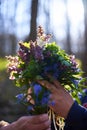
[15,0,84,42]
[0,0,85,53]
[50,0,84,40]
[48,0,84,52]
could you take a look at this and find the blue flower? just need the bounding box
[32,83,50,106]
[16,93,27,103]
[41,96,49,106]
[27,105,33,111]
[6,26,86,115]
[33,83,42,97]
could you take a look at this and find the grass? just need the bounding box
[0,58,8,71]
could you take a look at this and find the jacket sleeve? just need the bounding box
[65,101,87,130]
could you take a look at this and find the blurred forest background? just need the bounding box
[0,0,87,122]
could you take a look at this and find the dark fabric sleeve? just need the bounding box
[64,101,87,130]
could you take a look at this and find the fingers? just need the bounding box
[38,76,63,94]
[52,79,62,89]
[47,75,63,89]
[34,120,51,130]
[29,114,49,124]
[17,114,51,130]
[30,114,51,130]
[28,119,51,130]
[38,80,57,93]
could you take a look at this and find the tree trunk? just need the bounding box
[26,0,38,42]
[83,0,87,52]
[81,0,87,75]
[64,0,71,54]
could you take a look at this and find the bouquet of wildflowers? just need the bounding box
[6,26,86,130]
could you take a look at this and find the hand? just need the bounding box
[38,79,74,119]
[1,114,51,130]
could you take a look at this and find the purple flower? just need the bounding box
[30,42,44,61]
[6,26,85,115]
[70,55,78,69]
[18,49,30,62]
